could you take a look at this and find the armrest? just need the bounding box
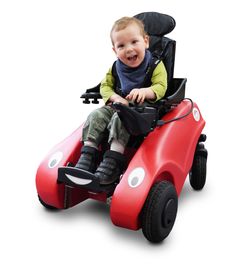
[165,78,187,105]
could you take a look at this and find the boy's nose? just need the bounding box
[126,44,133,53]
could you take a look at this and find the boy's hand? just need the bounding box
[126,88,147,104]
[126,87,156,104]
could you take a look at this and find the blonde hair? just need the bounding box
[110,16,147,44]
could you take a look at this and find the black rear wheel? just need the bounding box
[141,181,178,243]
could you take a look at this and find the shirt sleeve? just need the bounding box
[150,61,168,101]
[100,68,115,104]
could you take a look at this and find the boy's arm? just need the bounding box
[100,68,128,105]
[150,61,168,101]
[126,61,167,104]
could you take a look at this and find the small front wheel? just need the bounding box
[141,181,178,243]
[189,154,207,190]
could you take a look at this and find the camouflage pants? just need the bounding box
[82,106,130,147]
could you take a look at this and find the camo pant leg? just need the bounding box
[82,105,130,147]
[82,106,115,145]
[107,112,130,147]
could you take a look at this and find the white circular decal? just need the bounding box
[192,107,200,122]
[48,151,63,168]
[128,167,145,188]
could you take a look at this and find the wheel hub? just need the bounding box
[162,199,177,228]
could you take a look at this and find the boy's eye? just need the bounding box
[117,44,124,49]
[132,40,138,44]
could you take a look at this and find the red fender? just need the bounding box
[110,100,205,230]
[36,124,89,209]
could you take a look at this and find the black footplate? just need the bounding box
[58,166,117,193]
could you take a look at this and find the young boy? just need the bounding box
[75,16,167,185]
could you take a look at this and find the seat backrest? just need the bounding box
[134,12,176,97]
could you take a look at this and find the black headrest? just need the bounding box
[134,12,175,37]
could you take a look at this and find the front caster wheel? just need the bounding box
[189,143,207,190]
[141,181,178,243]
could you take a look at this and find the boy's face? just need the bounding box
[112,23,149,68]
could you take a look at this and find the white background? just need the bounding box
[1,0,234,265]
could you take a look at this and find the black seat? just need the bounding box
[80,11,187,135]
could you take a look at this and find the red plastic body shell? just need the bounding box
[110,101,205,230]
[36,100,205,230]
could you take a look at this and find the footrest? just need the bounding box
[57,167,117,193]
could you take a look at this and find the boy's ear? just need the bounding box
[112,46,117,54]
[145,35,150,49]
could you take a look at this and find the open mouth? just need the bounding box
[127,54,138,62]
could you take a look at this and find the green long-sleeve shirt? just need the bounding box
[100,61,167,103]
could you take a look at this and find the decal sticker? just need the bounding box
[193,107,200,122]
[65,174,92,185]
[128,167,145,188]
[48,151,63,168]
